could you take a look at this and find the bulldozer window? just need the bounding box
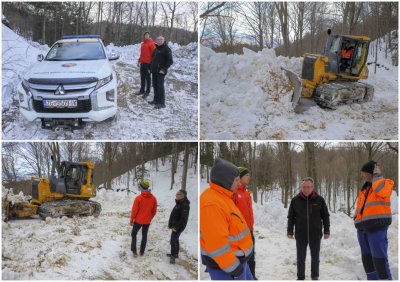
[330,37,341,54]
[65,165,83,195]
[81,166,89,185]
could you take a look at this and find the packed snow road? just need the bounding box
[2,190,198,280]
[2,25,198,140]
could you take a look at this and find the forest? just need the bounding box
[200,142,398,216]
[2,1,198,46]
[2,142,198,195]
[200,2,398,57]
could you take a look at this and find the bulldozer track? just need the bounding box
[38,199,101,219]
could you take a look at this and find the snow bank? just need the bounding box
[2,24,49,111]
[200,37,398,140]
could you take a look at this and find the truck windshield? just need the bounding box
[46,41,106,61]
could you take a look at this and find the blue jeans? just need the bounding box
[206,261,254,280]
[357,229,392,280]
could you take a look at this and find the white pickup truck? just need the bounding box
[18,35,119,131]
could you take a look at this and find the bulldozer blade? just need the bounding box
[281,67,303,110]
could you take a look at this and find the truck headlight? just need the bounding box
[95,74,113,90]
[106,89,115,101]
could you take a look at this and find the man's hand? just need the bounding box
[374,164,381,175]
[324,234,330,239]
[130,222,134,226]
[159,69,166,74]
[172,228,177,232]
[137,62,140,67]
[287,234,294,239]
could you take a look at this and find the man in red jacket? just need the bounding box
[137,32,156,99]
[232,167,256,279]
[130,180,158,257]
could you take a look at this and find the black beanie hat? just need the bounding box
[210,158,239,190]
[179,189,187,197]
[361,160,377,174]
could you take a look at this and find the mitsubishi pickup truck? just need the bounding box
[17,35,119,131]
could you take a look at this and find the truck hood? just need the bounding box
[25,59,112,79]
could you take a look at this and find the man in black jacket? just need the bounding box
[149,36,173,109]
[168,189,190,264]
[287,177,330,280]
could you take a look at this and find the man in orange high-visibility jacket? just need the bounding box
[232,167,256,279]
[355,161,394,280]
[201,158,254,280]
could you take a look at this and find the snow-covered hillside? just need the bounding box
[2,24,198,140]
[199,181,398,280]
[2,158,198,280]
[200,35,398,140]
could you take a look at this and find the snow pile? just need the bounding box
[2,158,198,280]
[2,187,29,204]
[2,24,49,111]
[200,37,398,140]
[201,46,298,139]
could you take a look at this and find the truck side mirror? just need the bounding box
[108,52,120,61]
[37,54,44,62]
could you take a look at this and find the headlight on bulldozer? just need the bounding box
[95,74,113,90]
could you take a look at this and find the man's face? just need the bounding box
[240,173,250,186]
[301,180,314,196]
[361,171,373,182]
[230,176,241,192]
[175,192,184,201]
[156,36,165,45]
[144,33,150,40]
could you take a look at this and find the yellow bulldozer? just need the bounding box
[3,157,101,221]
[282,29,374,112]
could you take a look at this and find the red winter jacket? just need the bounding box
[138,39,156,64]
[130,191,157,225]
[232,185,254,231]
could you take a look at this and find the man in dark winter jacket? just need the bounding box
[168,189,190,264]
[354,161,394,280]
[287,177,330,280]
[148,36,173,109]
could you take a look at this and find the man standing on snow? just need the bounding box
[137,31,156,99]
[232,167,257,280]
[149,36,173,109]
[200,158,254,280]
[168,189,190,264]
[130,180,158,257]
[354,161,394,280]
[287,177,330,280]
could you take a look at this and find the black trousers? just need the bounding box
[248,231,256,279]
[296,239,321,280]
[170,231,182,258]
[140,63,151,94]
[131,222,150,254]
[152,73,165,105]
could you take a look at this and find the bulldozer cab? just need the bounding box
[50,161,91,196]
[326,34,370,78]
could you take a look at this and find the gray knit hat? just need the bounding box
[210,158,239,190]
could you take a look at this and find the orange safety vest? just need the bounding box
[341,47,354,59]
[200,182,254,274]
[354,173,393,230]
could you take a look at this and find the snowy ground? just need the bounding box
[200,181,398,280]
[2,159,198,280]
[2,24,198,140]
[200,37,398,140]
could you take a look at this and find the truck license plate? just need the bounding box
[43,99,77,108]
